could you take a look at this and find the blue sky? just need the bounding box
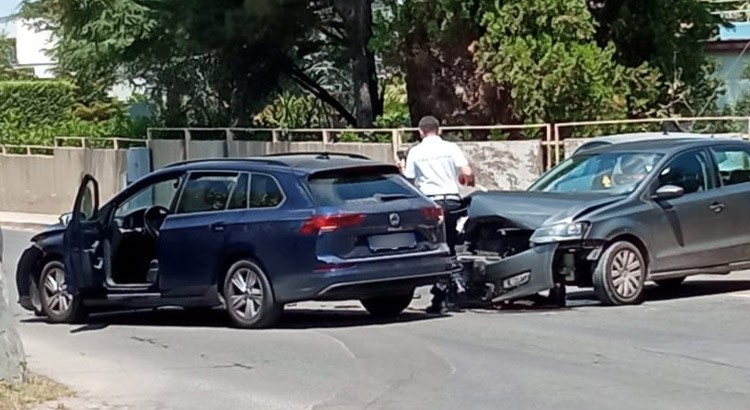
[1,0,21,17]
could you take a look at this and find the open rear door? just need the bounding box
[63,174,103,293]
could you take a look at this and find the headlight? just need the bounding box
[530,221,589,244]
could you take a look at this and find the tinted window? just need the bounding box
[658,151,711,194]
[307,167,419,206]
[115,177,182,217]
[249,174,284,208]
[711,146,750,186]
[177,173,238,214]
[227,173,249,210]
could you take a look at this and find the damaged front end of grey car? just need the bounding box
[454,192,615,308]
[452,146,674,308]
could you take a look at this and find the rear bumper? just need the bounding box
[273,251,456,303]
[458,243,557,302]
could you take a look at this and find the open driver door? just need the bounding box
[62,174,104,294]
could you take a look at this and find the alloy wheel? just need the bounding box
[227,267,264,320]
[42,265,74,317]
[609,248,644,299]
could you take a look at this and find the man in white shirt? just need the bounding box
[403,116,474,313]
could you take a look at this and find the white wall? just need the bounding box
[14,17,55,78]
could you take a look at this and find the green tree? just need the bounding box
[476,0,662,124]
[588,0,725,115]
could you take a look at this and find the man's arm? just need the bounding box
[451,144,475,186]
[403,151,416,182]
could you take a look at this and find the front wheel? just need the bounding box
[223,259,283,329]
[593,241,646,306]
[360,291,414,319]
[38,260,86,323]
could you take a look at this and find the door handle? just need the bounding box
[709,202,725,213]
[210,222,226,232]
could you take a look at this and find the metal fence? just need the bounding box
[4,116,750,170]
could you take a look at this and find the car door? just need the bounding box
[158,171,245,297]
[62,174,105,293]
[707,144,750,264]
[648,148,729,273]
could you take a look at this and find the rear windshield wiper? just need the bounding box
[374,193,416,202]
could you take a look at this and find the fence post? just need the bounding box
[184,129,192,159]
[271,129,280,143]
[391,129,401,160]
[322,130,330,145]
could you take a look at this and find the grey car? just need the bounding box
[457,137,750,306]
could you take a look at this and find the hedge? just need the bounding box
[0,80,75,127]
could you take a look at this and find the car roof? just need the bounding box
[578,137,747,156]
[580,132,732,145]
[160,152,389,175]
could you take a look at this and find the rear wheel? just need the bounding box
[593,241,646,306]
[38,260,86,323]
[361,291,414,319]
[654,277,686,289]
[223,259,282,329]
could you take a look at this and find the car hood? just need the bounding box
[466,191,625,229]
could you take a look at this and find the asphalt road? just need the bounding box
[3,228,750,410]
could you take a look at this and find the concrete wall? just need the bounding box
[0,148,127,215]
[153,139,543,190]
[0,139,544,214]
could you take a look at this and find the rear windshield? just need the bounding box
[306,166,419,206]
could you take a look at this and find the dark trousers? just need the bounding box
[427,197,467,312]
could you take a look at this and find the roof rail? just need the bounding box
[263,152,371,160]
[164,157,286,168]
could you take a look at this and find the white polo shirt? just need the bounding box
[403,135,469,196]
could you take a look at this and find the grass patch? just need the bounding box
[0,375,74,410]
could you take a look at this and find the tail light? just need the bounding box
[300,213,365,235]
[421,206,444,222]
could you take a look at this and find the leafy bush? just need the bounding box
[0,81,76,127]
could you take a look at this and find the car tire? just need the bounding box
[593,241,646,306]
[654,277,686,289]
[360,291,414,319]
[29,275,44,317]
[38,260,86,323]
[223,259,283,329]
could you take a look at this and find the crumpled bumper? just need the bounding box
[458,243,557,303]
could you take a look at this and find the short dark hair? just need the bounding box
[418,116,440,134]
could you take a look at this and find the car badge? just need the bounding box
[389,213,401,227]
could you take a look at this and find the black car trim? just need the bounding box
[315,270,456,296]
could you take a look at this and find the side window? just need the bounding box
[227,173,249,210]
[115,177,182,218]
[658,150,711,195]
[249,174,284,208]
[176,173,239,214]
[710,146,750,186]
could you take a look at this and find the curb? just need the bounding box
[0,222,51,232]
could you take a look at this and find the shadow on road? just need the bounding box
[567,279,750,304]
[21,305,446,333]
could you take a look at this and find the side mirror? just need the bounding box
[59,212,73,227]
[652,184,684,201]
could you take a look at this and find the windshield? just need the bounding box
[530,152,664,194]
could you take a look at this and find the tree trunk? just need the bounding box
[0,228,26,384]
[334,0,381,127]
[399,20,516,139]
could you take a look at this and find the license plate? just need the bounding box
[368,232,417,251]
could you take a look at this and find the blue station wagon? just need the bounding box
[16,153,456,328]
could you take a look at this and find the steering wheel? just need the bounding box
[143,206,169,238]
